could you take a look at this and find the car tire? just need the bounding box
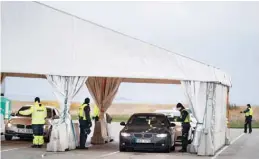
[44,137,50,143]
[119,146,126,152]
[5,135,12,141]
[164,145,171,153]
[171,145,175,151]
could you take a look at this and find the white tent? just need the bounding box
[1,1,231,156]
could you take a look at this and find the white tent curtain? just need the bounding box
[182,81,229,156]
[46,75,87,151]
[181,81,218,155]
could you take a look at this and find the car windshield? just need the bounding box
[127,115,168,127]
[167,116,181,122]
[16,106,52,118]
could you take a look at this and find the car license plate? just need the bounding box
[18,129,32,134]
[136,139,151,143]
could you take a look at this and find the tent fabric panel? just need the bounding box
[122,78,181,84]
[1,2,231,86]
[46,75,87,151]
[86,77,122,144]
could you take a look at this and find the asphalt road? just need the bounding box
[1,123,256,159]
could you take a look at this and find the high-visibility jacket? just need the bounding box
[93,104,100,117]
[78,104,89,120]
[249,108,253,116]
[19,103,47,124]
[245,108,253,117]
[181,109,191,123]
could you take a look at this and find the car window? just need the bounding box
[53,109,56,116]
[16,106,52,118]
[127,115,168,127]
[167,116,180,122]
[16,106,31,117]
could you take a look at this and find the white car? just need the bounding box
[5,105,60,141]
[154,109,197,143]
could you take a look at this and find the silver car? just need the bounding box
[5,105,60,141]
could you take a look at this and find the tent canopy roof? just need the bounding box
[1,2,231,86]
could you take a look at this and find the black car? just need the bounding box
[119,113,176,152]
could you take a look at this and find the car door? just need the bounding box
[166,117,175,145]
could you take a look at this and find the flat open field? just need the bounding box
[10,101,259,127]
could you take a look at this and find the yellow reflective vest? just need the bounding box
[93,104,100,117]
[19,103,47,124]
[181,109,191,123]
[245,108,253,117]
[78,104,89,120]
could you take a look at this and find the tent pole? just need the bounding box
[1,77,6,96]
[227,87,230,128]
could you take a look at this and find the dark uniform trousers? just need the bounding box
[79,119,91,148]
[182,123,191,150]
[244,116,252,133]
[32,124,44,137]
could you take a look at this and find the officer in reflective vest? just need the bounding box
[93,104,100,122]
[19,97,47,148]
[240,104,253,133]
[176,103,191,152]
[78,98,92,149]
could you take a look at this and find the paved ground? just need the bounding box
[1,123,256,159]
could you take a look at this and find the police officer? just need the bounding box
[176,103,191,152]
[19,97,47,148]
[240,104,253,133]
[78,98,92,149]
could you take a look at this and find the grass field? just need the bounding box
[10,100,259,128]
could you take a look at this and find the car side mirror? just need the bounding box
[120,122,126,126]
[52,115,59,119]
[170,123,176,127]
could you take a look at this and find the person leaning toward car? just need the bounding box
[77,97,92,149]
[18,97,47,148]
[240,104,253,133]
[176,103,191,152]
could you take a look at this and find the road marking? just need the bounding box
[96,151,120,158]
[1,146,29,152]
[211,133,245,159]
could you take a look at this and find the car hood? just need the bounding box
[122,125,168,133]
[8,116,51,125]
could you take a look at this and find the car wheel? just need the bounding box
[164,145,171,153]
[44,137,50,143]
[5,135,12,141]
[171,141,176,152]
[119,146,126,152]
[171,145,175,151]
[188,132,194,144]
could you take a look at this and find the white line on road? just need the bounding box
[96,151,120,158]
[1,146,29,152]
[211,133,245,159]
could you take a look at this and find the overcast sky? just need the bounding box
[2,1,259,105]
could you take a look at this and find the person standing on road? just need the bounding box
[176,103,191,152]
[77,97,92,149]
[240,104,253,133]
[19,97,47,148]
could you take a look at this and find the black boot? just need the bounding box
[179,149,187,152]
[38,145,43,148]
[31,145,38,148]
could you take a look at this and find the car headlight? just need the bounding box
[156,133,168,138]
[7,123,12,128]
[121,132,131,137]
